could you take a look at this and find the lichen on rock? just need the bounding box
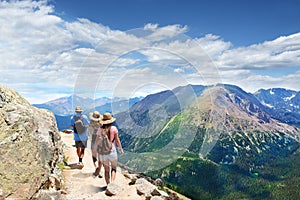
[0,85,64,199]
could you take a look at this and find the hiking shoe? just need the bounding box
[92,172,99,177]
[92,172,98,176]
[77,162,84,168]
[93,167,100,176]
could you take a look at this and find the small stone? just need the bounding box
[154,178,164,187]
[150,196,165,200]
[151,188,169,198]
[105,183,123,196]
[136,178,156,195]
[49,175,61,190]
[60,190,68,195]
[145,192,152,200]
[124,173,138,184]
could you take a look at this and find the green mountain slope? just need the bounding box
[116,84,300,199]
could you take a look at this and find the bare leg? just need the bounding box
[110,160,118,183]
[76,147,81,158]
[80,148,85,159]
[92,143,97,167]
[103,161,110,184]
[98,161,103,177]
[92,156,97,167]
[93,161,102,176]
[77,147,84,167]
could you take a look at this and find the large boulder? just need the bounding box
[0,85,64,199]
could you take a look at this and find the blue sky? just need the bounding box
[53,0,300,46]
[0,0,300,103]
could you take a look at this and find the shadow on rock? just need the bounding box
[66,163,84,170]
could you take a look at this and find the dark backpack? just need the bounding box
[97,132,112,155]
[73,115,86,134]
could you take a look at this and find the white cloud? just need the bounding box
[111,57,140,67]
[105,66,191,98]
[145,24,188,42]
[139,48,187,65]
[215,32,300,70]
[1,0,300,104]
[144,23,159,30]
[96,31,149,55]
[195,34,232,57]
[240,71,300,92]
[65,18,113,47]
[174,68,184,73]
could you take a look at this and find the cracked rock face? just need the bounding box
[0,85,64,199]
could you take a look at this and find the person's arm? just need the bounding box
[70,116,74,130]
[92,129,100,153]
[83,115,90,128]
[87,125,92,138]
[113,128,124,154]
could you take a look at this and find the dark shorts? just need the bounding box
[75,140,87,148]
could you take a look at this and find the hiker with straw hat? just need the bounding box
[93,112,124,185]
[88,111,103,177]
[70,106,89,168]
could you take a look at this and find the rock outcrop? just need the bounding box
[0,85,64,199]
[122,172,183,200]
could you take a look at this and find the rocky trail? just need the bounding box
[61,132,143,199]
[61,133,188,200]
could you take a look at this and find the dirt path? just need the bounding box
[60,132,144,200]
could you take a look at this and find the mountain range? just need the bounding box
[116,84,299,164]
[254,88,300,126]
[33,95,142,130]
[33,84,300,199]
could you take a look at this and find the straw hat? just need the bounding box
[89,111,102,121]
[75,106,83,113]
[100,112,116,124]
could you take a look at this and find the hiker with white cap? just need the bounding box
[88,111,103,177]
[70,106,89,168]
[93,112,124,185]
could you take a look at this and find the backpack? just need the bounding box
[97,131,112,155]
[73,115,86,134]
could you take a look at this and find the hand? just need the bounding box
[119,149,124,154]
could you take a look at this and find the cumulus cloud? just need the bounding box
[215,33,300,70]
[194,34,232,57]
[145,24,188,41]
[144,23,159,30]
[139,48,187,65]
[1,0,300,103]
[0,0,72,69]
[240,71,300,93]
[64,18,113,47]
[174,68,185,73]
[97,31,149,55]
